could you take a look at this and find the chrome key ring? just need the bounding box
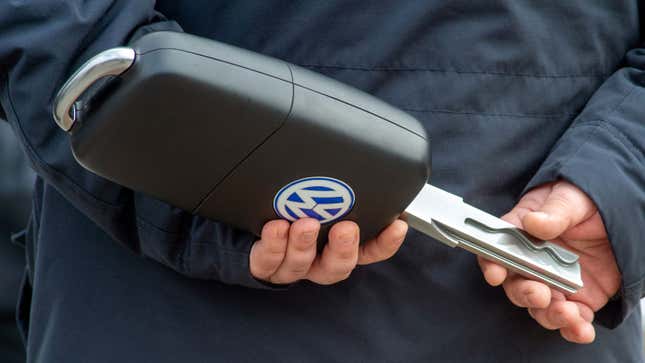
[52,47,136,132]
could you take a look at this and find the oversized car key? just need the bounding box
[53,31,582,293]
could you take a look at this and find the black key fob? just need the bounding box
[53,31,430,242]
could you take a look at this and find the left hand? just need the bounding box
[250,218,408,285]
[478,181,621,343]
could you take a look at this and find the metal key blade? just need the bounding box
[402,184,583,294]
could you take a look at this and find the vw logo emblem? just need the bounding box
[273,177,355,224]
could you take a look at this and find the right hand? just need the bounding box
[478,181,621,343]
[250,218,408,285]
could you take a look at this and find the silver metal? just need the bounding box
[53,47,136,132]
[403,184,583,294]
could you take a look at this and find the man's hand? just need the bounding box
[250,218,408,285]
[478,181,621,344]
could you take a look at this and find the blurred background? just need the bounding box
[0,119,34,363]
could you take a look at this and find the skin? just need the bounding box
[478,180,621,344]
[250,218,408,285]
[250,180,620,344]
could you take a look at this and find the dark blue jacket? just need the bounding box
[0,121,31,363]
[1,1,643,362]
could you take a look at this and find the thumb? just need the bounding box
[522,181,596,240]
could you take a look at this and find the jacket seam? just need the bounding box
[594,121,644,162]
[558,123,602,174]
[401,108,577,118]
[564,120,643,173]
[574,84,644,161]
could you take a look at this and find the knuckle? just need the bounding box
[384,238,403,251]
[380,233,404,251]
[291,242,315,254]
[546,192,573,211]
[261,252,285,268]
[291,234,318,251]
[520,196,543,211]
[265,242,287,256]
[334,265,355,277]
[251,255,280,272]
[321,257,356,275]
[287,253,315,268]
[552,196,571,210]
[551,305,566,317]
[336,249,357,260]
[252,242,285,263]
[373,244,397,260]
[289,266,310,275]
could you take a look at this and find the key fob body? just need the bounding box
[63,31,430,241]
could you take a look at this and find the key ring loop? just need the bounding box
[52,47,136,132]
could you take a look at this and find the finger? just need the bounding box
[560,322,596,344]
[358,219,407,265]
[522,181,597,240]
[250,220,290,280]
[477,256,507,286]
[502,275,551,308]
[550,289,567,302]
[478,187,554,287]
[269,218,319,284]
[530,300,593,336]
[307,221,360,285]
[560,211,607,241]
[573,302,595,323]
[475,209,529,287]
[527,308,559,330]
[545,300,584,329]
[513,183,554,213]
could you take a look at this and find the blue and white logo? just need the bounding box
[273,176,355,224]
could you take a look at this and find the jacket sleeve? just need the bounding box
[524,42,645,327]
[0,1,271,289]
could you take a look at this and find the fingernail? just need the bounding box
[339,232,355,245]
[302,231,316,242]
[277,227,289,239]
